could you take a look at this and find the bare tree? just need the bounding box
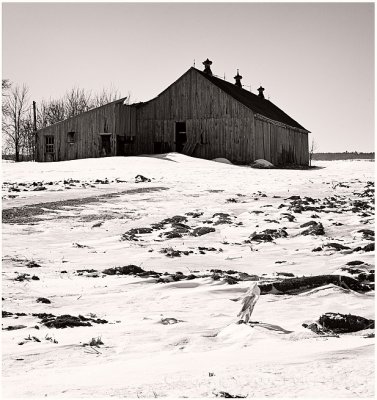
[92,86,122,108]
[36,100,52,129]
[2,79,11,127]
[46,98,66,126]
[309,139,318,167]
[2,79,11,90]
[34,85,126,135]
[21,110,36,160]
[2,81,127,160]
[35,99,64,129]
[2,84,30,161]
[64,87,92,118]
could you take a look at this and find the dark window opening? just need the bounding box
[45,136,54,153]
[175,121,187,153]
[68,131,75,143]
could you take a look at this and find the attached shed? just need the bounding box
[36,59,310,165]
[35,99,127,162]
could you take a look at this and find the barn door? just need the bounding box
[175,121,187,153]
[100,134,111,157]
[117,135,125,156]
[44,135,55,162]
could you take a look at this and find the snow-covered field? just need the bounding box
[2,154,375,398]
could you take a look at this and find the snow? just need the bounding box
[253,159,275,168]
[212,158,233,164]
[1,155,375,398]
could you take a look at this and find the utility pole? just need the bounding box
[32,101,37,132]
[33,101,37,160]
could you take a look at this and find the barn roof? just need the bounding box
[195,68,309,132]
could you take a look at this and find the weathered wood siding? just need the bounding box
[254,115,309,165]
[115,104,137,155]
[36,101,120,162]
[128,68,256,163]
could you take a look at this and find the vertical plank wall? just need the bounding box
[36,100,122,162]
[254,116,309,166]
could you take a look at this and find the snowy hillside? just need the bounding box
[2,154,374,398]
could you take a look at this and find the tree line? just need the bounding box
[312,152,375,161]
[2,79,124,161]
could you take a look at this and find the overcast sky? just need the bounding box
[2,2,374,152]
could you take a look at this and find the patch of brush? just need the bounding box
[160,317,184,325]
[185,211,203,218]
[259,274,372,294]
[340,266,374,283]
[36,297,51,304]
[210,269,259,285]
[14,273,40,282]
[211,213,233,225]
[324,242,351,251]
[301,221,325,236]
[198,246,223,254]
[3,325,27,331]
[26,261,42,268]
[75,268,100,277]
[280,213,296,222]
[101,264,260,286]
[249,228,288,242]
[318,312,374,333]
[121,227,154,241]
[41,314,108,329]
[191,226,216,236]
[160,247,193,257]
[102,265,161,278]
[159,223,191,239]
[161,215,188,225]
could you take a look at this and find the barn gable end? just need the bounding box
[131,68,256,163]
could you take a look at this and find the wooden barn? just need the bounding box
[35,59,310,165]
